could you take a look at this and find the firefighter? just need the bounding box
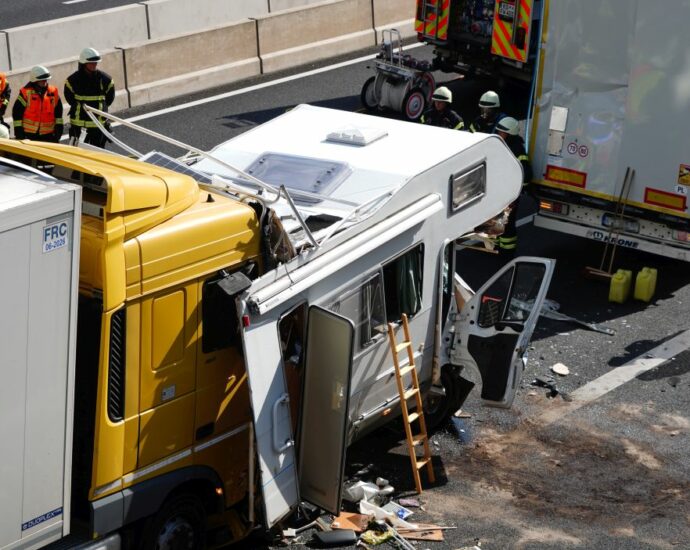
[495,116,532,257]
[12,66,63,142]
[0,71,10,132]
[64,47,115,148]
[469,90,507,133]
[420,86,464,129]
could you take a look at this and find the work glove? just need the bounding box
[53,125,63,142]
[14,127,24,140]
[68,124,81,139]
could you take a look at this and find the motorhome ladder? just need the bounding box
[387,314,435,494]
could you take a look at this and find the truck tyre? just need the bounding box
[423,369,457,431]
[360,76,378,111]
[141,493,206,550]
[419,72,436,104]
[403,87,426,121]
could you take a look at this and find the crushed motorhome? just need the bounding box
[0,104,553,549]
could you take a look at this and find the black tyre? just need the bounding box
[360,76,378,111]
[423,369,457,431]
[141,493,206,550]
[403,87,426,121]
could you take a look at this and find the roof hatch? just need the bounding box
[325,126,388,146]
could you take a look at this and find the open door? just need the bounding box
[298,306,354,515]
[240,314,298,528]
[452,257,554,407]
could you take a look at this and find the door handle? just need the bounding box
[272,393,294,453]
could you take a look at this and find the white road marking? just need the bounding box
[539,328,690,424]
[124,43,424,124]
[63,0,89,4]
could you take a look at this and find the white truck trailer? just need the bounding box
[0,160,81,549]
[387,0,690,261]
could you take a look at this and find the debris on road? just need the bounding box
[539,299,616,335]
[551,362,570,376]
[331,512,370,532]
[530,376,572,400]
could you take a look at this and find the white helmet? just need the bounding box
[30,65,51,83]
[431,86,453,103]
[496,116,520,136]
[0,125,9,139]
[478,90,500,108]
[79,47,101,64]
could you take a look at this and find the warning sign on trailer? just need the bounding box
[678,164,690,185]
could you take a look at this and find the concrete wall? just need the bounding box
[143,0,269,39]
[4,5,148,71]
[257,0,376,73]
[0,0,417,124]
[2,49,128,128]
[123,20,261,106]
[372,0,416,41]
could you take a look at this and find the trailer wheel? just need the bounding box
[423,369,457,431]
[403,87,426,121]
[141,493,206,550]
[419,72,436,104]
[360,76,378,111]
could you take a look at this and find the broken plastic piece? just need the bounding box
[313,529,357,547]
[551,362,570,376]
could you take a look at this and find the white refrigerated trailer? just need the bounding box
[0,160,81,549]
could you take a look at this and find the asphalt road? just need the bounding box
[0,0,134,29]
[102,44,690,549]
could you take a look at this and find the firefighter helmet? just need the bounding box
[431,86,453,103]
[478,90,500,108]
[496,116,519,136]
[79,47,101,64]
[0,125,9,139]
[30,65,51,82]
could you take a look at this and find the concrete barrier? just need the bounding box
[372,0,417,41]
[122,20,261,107]
[1,49,129,131]
[257,0,376,74]
[268,0,328,11]
[0,33,9,72]
[143,0,269,39]
[4,5,148,72]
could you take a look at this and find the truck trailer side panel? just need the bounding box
[0,177,81,549]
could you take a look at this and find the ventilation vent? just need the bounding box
[326,126,388,146]
[107,308,126,422]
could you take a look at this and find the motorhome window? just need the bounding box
[328,272,385,350]
[243,152,352,204]
[504,262,546,322]
[202,270,249,353]
[478,268,512,328]
[450,162,485,212]
[383,244,424,322]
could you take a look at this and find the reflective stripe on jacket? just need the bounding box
[0,73,9,109]
[64,68,115,128]
[15,85,62,135]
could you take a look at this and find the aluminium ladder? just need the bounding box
[387,314,435,494]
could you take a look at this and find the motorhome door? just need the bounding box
[240,314,299,528]
[298,306,354,514]
[452,257,555,407]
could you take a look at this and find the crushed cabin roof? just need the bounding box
[192,104,487,239]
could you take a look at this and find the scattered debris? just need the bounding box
[331,512,370,532]
[539,299,616,335]
[451,417,473,444]
[282,519,319,538]
[530,376,572,401]
[454,409,472,418]
[551,362,570,376]
[382,500,413,520]
[398,498,421,508]
[313,529,358,547]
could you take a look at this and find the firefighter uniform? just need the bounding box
[0,72,10,131]
[12,67,63,142]
[495,117,532,256]
[64,48,115,148]
[420,86,465,130]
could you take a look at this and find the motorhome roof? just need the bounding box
[196,104,485,208]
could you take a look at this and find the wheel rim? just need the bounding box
[364,81,377,108]
[156,515,196,550]
[420,72,436,103]
[405,91,425,119]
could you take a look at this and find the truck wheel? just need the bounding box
[403,87,426,121]
[141,493,206,550]
[419,72,436,104]
[360,76,378,111]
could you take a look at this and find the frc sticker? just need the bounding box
[43,220,69,253]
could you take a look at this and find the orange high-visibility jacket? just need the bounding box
[14,84,63,136]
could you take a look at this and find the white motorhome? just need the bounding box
[191,104,555,526]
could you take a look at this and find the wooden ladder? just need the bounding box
[387,313,435,494]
